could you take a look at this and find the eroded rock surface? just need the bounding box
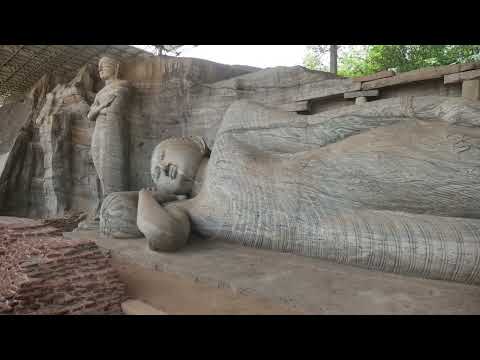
[0,66,99,218]
[0,55,262,218]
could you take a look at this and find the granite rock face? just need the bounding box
[0,124,33,216]
[180,96,480,285]
[0,99,32,156]
[124,63,344,191]
[0,54,469,239]
[0,91,36,216]
[0,66,99,218]
[0,55,263,217]
[36,65,100,218]
[0,56,348,218]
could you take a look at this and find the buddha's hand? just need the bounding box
[140,188,178,204]
[87,107,98,121]
[101,94,117,109]
[87,95,117,121]
[137,188,191,253]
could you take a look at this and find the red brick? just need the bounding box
[1,216,127,315]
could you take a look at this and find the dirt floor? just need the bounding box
[112,259,302,315]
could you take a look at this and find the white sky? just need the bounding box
[134,45,309,69]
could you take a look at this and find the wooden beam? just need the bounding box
[293,78,361,102]
[275,100,310,112]
[344,89,379,99]
[362,62,480,91]
[352,70,395,83]
[462,79,480,101]
[444,69,480,84]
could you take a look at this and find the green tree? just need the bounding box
[304,45,355,74]
[303,45,329,72]
[304,45,480,78]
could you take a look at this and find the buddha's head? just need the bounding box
[151,136,208,195]
[98,56,121,82]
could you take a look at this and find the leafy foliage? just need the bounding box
[303,46,329,72]
[304,45,480,77]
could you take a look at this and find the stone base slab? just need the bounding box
[66,231,480,315]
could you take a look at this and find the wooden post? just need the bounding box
[330,45,338,75]
[462,79,480,101]
[355,96,367,104]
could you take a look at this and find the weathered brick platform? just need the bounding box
[0,216,126,315]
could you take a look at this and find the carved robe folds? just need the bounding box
[184,97,480,285]
[89,80,130,199]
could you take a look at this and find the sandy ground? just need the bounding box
[112,259,302,315]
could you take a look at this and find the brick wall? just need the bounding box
[0,216,126,315]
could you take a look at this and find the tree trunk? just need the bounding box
[330,45,338,74]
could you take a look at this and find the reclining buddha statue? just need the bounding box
[108,95,480,285]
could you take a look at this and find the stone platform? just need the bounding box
[65,231,480,315]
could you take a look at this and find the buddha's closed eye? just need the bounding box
[156,163,179,180]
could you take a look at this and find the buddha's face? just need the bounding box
[151,144,204,195]
[98,59,117,81]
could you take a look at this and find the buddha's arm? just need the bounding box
[106,86,129,115]
[216,97,480,153]
[87,92,119,122]
[215,99,404,153]
[87,99,101,122]
[137,189,190,252]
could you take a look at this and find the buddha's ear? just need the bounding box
[115,63,120,79]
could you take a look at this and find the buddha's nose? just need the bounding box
[159,163,170,176]
[158,161,167,175]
